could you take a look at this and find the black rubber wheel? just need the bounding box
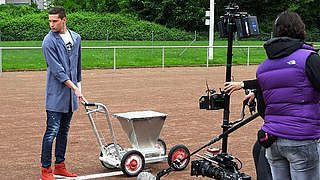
[167,144,190,171]
[121,150,145,177]
[100,143,123,169]
[156,138,167,155]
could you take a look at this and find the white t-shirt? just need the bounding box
[59,30,73,52]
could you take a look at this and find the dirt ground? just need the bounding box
[0,65,264,180]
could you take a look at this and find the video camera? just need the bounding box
[218,3,259,38]
[199,87,225,110]
[197,83,256,180]
[191,153,251,180]
[199,83,256,114]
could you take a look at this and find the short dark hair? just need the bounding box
[273,11,306,40]
[48,6,66,19]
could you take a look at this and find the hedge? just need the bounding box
[0,11,195,41]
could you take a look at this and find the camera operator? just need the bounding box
[228,11,320,180]
[224,80,271,180]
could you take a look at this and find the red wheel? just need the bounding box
[168,144,190,171]
[121,150,145,177]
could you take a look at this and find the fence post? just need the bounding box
[0,47,2,77]
[247,47,250,66]
[162,47,164,71]
[106,30,109,61]
[113,48,116,72]
[0,31,2,77]
[194,31,197,58]
[151,31,154,58]
[206,48,209,69]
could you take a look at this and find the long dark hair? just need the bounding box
[273,11,306,40]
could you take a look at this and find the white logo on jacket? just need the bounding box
[287,60,296,65]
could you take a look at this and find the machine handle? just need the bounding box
[80,100,96,106]
[84,103,96,106]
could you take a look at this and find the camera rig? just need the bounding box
[216,1,260,154]
[191,153,251,180]
[154,2,260,180]
[199,82,256,114]
[190,86,256,180]
[156,109,259,180]
[156,94,258,179]
[218,3,259,39]
[199,81,226,110]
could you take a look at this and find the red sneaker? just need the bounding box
[54,162,77,177]
[40,167,56,180]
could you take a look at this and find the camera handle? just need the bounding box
[228,97,256,126]
[156,112,259,179]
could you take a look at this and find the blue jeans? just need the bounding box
[266,137,319,180]
[41,110,73,168]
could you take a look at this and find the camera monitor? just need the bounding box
[247,16,259,36]
[218,20,228,38]
[235,15,260,38]
[218,13,260,38]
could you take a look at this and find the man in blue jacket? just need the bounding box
[40,6,85,180]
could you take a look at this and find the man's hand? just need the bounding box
[224,81,242,95]
[74,88,86,103]
[64,80,87,104]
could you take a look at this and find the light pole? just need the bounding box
[208,0,214,60]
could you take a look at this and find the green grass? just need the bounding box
[0,40,269,70]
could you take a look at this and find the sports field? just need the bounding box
[0,65,263,179]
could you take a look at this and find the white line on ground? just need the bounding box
[53,171,123,179]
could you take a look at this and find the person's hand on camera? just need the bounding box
[245,92,255,105]
[224,81,242,95]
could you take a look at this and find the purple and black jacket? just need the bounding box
[257,38,320,140]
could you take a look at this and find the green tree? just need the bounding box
[23,0,320,38]
[128,0,207,32]
[47,0,133,14]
